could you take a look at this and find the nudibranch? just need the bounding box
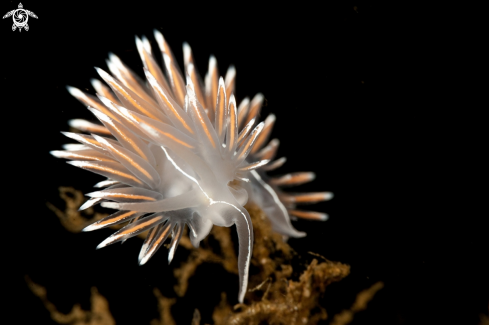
[51,31,332,303]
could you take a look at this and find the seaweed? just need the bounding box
[30,187,382,324]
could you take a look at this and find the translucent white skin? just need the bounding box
[53,31,332,303]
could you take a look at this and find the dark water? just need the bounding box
[2,1,487,324]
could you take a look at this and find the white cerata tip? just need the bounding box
[323,192,334,200]
[66,86,84,99]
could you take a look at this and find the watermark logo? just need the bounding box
[3,3,37,32]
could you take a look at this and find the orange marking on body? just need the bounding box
[105,193,156,201]
[150,225,171,251]
[288,210,325,220]
[100,211,137,224]
[86,164,143,185]
[154,86,194,134]
[64,152,114,162]
[292,193,328,203]
[228,104,237,147]
[111,123,150,163]
[163,131,195,149]
[108,79,160,121]
[109,145,153,181]
[124,217,161,235]
[195,105,216,148]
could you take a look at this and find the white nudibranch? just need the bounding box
[51,30,333,303]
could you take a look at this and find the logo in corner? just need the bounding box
[3,3,37,32]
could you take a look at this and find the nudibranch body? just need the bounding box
[51,31,332,303]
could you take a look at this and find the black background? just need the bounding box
[1,1,487,324]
